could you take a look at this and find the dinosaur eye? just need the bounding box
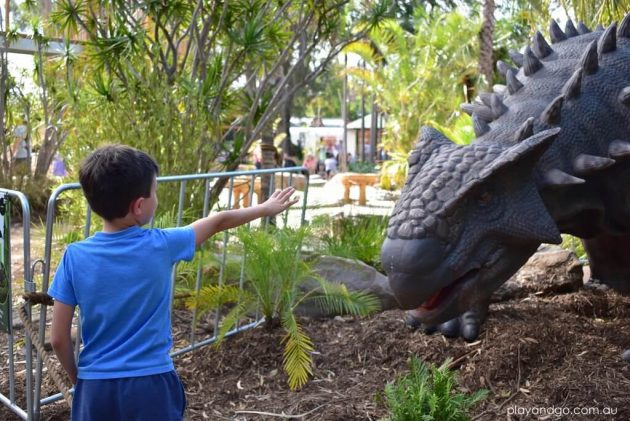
[477,191,492,206]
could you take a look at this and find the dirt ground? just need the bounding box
[3,287,629,420]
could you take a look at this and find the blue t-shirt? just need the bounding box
[48,225,196,380]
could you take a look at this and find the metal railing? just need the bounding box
[1,166,309,420]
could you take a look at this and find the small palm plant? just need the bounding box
[383,356,488,421]
[187,226,380,390]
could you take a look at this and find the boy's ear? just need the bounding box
[130,197,144,216]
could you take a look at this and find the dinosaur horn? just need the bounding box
[609,140,630,159]
[473,114,491,137]
[565,20,579,37]
[541,95,564,125]
[580,40,598,75]
[514,117,534,143]
[549,20,567,43]
[496,60,516,77]
[493,84,507,96]
[509,50,523,67]
[598,23,617,55]
[461,103,494,121]
[524,46,543,76]
[542,169,586,188]
[478,93,493,107]
[506,69,523,94]
[619,13,630,38]
[533,31,554,58]
[561,68,582,100]
[619,87,630,106]
[595,24,604,31]
[490,94,508,118]
[577,22,591,34]
[573,154,615,175]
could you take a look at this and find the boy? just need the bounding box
[49,145,298,420]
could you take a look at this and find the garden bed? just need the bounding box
[6,288,629,420]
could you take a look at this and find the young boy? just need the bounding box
[49,145,298,420]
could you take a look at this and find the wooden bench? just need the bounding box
[335,173,379,205]
[231,173,307,208]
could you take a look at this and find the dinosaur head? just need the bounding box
[381,126,562,324]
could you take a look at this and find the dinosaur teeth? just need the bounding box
[577,22,591,34]
[561,68,582,99]
[543,169,586,188]
[514,117,534,143]
[598,23,617,55]
[496,60,516,77]
[573,154,615,175]
[541,95,564,125]
[524,46,543,76]
[619,86,630,106]
[506,69,523,94]
[620,13,630,38]
[580,40,598,75]
[609,140,630,159]
[565,20,579,37]
[461,103,494,121]
[533,31,554,58]
[473,114,491,137]
[509,50,523,67]
[490,94,508,118]
[549,20,567,43]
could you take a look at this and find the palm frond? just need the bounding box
[305,279,381,317]
[281,312,314,391]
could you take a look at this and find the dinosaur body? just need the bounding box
[380,16,630,341]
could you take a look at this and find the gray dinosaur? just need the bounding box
[380,15,630,349]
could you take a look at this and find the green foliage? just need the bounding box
[312,214,389,270]
[187,226,380,390]
[382,356,488,421]
[348,160,378,174]
[560,234,587,260]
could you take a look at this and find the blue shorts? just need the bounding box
[71,370,186,421]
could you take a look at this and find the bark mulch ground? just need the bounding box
[2,287,629,420]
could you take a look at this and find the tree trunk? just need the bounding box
[479,0,495,89]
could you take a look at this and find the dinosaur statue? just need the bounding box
[380,15,630,350]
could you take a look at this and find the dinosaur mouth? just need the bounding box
[419,268,480,311]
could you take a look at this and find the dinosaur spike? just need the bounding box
[509,50,523,67]
[619,13,630,38]
[478,93,493,107]
[598,23,617,55]
[460,103,494,121]
[473,114,491,137]
[543,169,586,188]
[549,20,567,43]
[574,154,615,175]
[619,86,630,106]
[609,140,630,159]
[493,84,507,96]
[577,22,591,34]
[595,24,604,31]
[533,31,554,58]
[580,40,598,75]
[565,20,579,37]
[514,117,534,142]
[506,69,523,94]
[541,95,564,125]
[523,46,543,76]
[561,68,582,99]
[496,60,515,77]
[490,94,508,118]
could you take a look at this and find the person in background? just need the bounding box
[302,154,317,175]
[324,152,337,180]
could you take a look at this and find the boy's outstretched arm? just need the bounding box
[190,186,299,247]
[50,301,78,384]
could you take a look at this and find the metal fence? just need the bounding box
[1,166,309,420]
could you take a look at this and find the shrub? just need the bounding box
[382,356,487,421]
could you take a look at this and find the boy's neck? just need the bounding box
[102,215,141,233]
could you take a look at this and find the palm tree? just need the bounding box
[479,0,495,89]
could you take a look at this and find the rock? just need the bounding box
[296,255,398,317]
[492,245,584,302]
[623,349,630,363]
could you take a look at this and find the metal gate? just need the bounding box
[1,166,309,420]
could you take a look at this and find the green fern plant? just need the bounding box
[187,226,380,390]
[383,356,487,421]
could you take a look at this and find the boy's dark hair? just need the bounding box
[79,145,159,220]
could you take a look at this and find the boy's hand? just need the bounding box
[262,186,299,216]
